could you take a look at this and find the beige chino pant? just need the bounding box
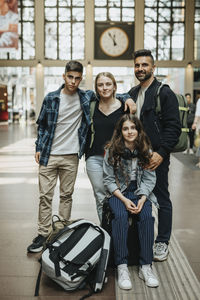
[38,154,79,236]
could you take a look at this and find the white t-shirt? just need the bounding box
[50,92,82,155]
[136,86,148,118]
[195,98,200,117]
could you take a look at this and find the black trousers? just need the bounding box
[154,156,171,245]
[188,127,195,149]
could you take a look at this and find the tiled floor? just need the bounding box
[0,122,199,300]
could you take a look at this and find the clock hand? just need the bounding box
[113,34,117,46]
[108,32,117,46]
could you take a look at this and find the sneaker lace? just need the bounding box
[156,242,166,254]
[119,268,130,281]
[146,266,156,279]
[33,235,44,243]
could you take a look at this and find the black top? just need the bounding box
[187,103,196,125]
[128,78,181,159]
[85,102,124,160]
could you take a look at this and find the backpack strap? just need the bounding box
[176,94,189,132]
[34,258,42,296]
[89,100,97,148]
[155,82,170,117]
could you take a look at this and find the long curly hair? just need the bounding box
[106,114,152,169]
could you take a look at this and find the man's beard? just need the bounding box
[135,71,152,82]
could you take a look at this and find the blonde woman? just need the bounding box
[85,72,136,221]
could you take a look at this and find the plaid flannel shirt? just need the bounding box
[35,84,96,166]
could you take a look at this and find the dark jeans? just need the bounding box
[154,156,171,245]
[188,127,195,149]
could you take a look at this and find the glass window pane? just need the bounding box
[158,24,171,60]
[145,8,157,22]
[173,8,185,22]
[122,0,134,7]
[45,23,57,59]
[45,0,57,6]
[45,35,58,59]
[95,0,107,6]
[72,0,84,6]
[144,23,157,49]
[59,8,71,21]
[72,8,84,21]
[195,8,200,22]
[59,23,71,59]
[9,44,21,59]
[109,8,120,21]
[95,8,107,21]
[158,8,171,22]
[23,44,35,60]
[23,0,35,6]
[158,47,170,60]
[72,23,84,59]
[59,31,71,60]
[59,0,71,6]
[145,0,157,6]
[122,8,134,21]
[45,22,57,36]
[172,48,183,60]
[108,0,120,7]
[23,8,34,21]
[172,0,185,7]
[45,8,57,21]
[194,23,200,60]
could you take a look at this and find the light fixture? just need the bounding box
[187,62,192,68]
[37,60,42,68]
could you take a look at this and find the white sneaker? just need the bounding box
[117,264,132,290]
[139,265,159,287]
[153,242,169,261]
[189,148,194,154]
[182,149,188,154]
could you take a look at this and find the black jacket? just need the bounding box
[128,78,181,159]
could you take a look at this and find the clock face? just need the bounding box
[99,27,129,57]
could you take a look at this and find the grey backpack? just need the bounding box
[35,217,111,299]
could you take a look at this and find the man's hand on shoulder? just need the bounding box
[124,98,137,114]
[146,152,163,171]
[35,152,40,164]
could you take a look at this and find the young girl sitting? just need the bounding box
[103,114,159,290]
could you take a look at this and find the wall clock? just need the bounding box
[100,27,129,57]
[95,22,134,60]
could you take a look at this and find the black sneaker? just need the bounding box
[27,234,47,253]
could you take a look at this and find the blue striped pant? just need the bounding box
[109,181,154,266]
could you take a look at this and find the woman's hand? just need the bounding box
[135,196,146,213]
[124,195,146,214]
[123,197,137,214]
